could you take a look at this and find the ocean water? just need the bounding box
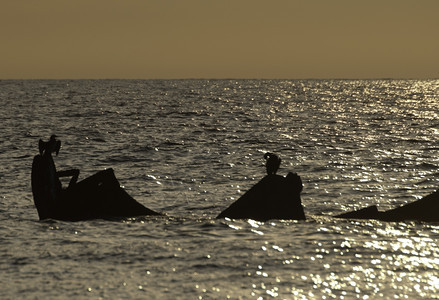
[1,79,439,299]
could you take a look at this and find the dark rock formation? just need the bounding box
[335,189,439,222]
[31,136,160,221]
[216,172,306,221]
[335,205,380,220]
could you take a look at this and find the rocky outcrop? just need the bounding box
[335,189,439,222]
[31,136,160,221]
[217,173,305,221]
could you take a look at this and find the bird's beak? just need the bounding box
[55,141,61,156]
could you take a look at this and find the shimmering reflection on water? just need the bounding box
[1,79,439,298]
[222,218,439,299]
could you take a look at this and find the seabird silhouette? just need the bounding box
[264,152,281,175]
[39,135,61,156]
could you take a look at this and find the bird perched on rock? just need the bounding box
[264,152,281,175]
[39,135,61,156]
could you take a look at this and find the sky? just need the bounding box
[1,0,438,79]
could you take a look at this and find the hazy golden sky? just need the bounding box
[1,1,438,79]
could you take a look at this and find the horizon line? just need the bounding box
[1,77,439,81]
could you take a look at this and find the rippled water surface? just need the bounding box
[1,79,439,298]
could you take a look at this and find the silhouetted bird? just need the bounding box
[264,152,281,175]
[39,135,61,156]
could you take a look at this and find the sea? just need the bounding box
[1,79,439,299]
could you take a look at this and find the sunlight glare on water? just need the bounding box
[1,79,439,299]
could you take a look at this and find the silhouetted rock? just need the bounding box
[335,205,379,220]
[216,173,306,221]
[31,136,160,221]
[335,189,439,222]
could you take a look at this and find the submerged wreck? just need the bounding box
[217,153,306,221]
[336,189,439,222]
[31,135,160,221]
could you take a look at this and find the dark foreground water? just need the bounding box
[1,79,439,299]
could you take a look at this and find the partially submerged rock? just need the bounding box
[216,173,306,221]
[335,205,380,220]
[31,136,160,221]
[335,189,439,222]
